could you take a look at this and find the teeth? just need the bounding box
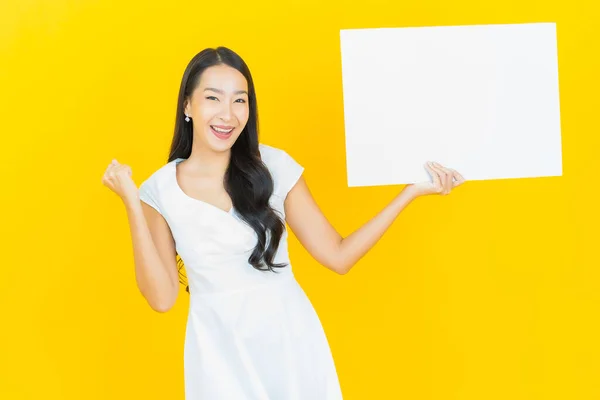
[212,126,234,134]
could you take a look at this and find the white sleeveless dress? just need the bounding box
[139,144,343,399]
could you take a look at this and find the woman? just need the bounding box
[102,46,464,399]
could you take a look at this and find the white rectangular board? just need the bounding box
[339,22,563,187]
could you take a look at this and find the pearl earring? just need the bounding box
[185,114,190,122]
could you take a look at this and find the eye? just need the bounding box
[205,96,218,101]
[235,99,246,103]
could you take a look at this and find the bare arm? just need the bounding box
[284,177,417,275]
[125,199,179,312]
[284,162,464,275]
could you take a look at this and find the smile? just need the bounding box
[211,125,234,134]
[210,125,235,140]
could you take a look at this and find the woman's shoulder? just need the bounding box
[258,143,297,165]
[258,143,304,197]
[258,143,285,160]
[138,159,176,214]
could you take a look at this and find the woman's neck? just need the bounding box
[185,143,231,177]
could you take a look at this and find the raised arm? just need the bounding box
[103,159,179,312]
[126,200,179,312]
[284,162,464,275]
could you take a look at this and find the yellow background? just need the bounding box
[1,0,599,398]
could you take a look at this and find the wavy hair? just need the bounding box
[167,47,287,293]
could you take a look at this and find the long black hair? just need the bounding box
[167,47,287,293]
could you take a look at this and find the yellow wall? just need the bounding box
[1,0,599,398]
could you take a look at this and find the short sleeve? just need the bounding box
[275,149,304,198]
[138,177,163,215]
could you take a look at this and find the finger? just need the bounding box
[101,171,113,187]
[105,161,120,176]
[452,170,466,187]
[105,166,125,184]
[429,162,448,194]
[102,178,114,189]
[440,165,454,194]
[106,165,120,179]
[429,163,447,194]
[114,165,130,178]
[433,163,454,194]
[113,165,133,181]
[424,162,443,193]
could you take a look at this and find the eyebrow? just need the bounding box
[204,87,248,95]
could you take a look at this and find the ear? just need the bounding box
[183,98,190,115]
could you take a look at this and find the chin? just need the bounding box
[207,134,239,152]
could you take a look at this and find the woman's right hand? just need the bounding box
[102,159,139,206]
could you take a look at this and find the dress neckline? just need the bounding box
[171,158,235,216]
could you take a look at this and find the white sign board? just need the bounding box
[339,22,563,186]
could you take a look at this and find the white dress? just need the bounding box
[139,143,343,400]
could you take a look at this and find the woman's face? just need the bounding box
[184,64,250,153]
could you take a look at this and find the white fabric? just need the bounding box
[139,144,343,399]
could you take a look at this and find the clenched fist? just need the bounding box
[101,159,139,206]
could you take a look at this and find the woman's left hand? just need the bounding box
[405,162,465,198]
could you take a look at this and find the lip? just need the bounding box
[210,125,234,140]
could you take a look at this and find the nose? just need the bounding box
[219,102,234,122]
